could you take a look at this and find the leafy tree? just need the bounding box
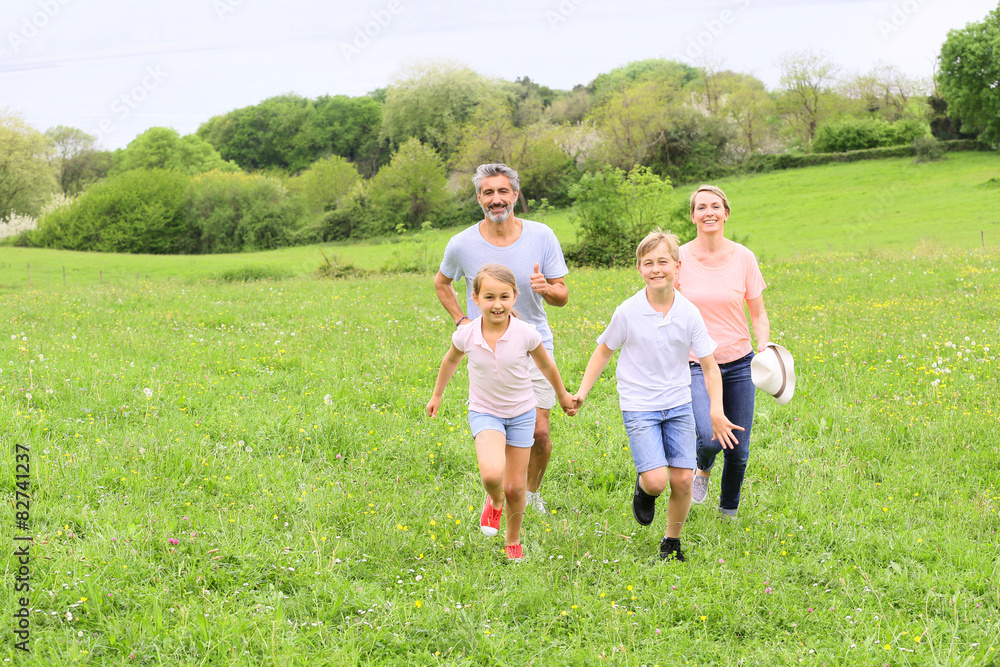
[566,166,688,267]
[841,63,929,122]
[309,95,386,176]
[33,169,192,253]
[286,155,362,216]
[776,49,842,145]
[937,4,1000,144]
[379,61,497,160]
[0,109,56,218]
[545,87,594,124]
[590,59,698,102]
[588,80,671,170]
[197,95,317,172]
[113,127,237,175]
[722,80,777,158]
[45,125,112,194]
[366,138,449,234]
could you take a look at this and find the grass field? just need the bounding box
[1,154,999,665]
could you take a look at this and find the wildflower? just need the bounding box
[143,388,153,399]
[168,538,179,545]
[324,394,333,405]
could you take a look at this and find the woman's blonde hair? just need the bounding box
[636,228,680,265]
[689,184,731,215]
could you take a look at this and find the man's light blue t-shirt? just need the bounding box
[439,219,569,350]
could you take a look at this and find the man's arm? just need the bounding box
[434,271,468,326]
[530,263,569,307]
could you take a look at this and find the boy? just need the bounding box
[572,230,743,561]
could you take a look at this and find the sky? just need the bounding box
[1,0,996,150]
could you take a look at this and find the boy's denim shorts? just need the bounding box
[469,408,536,448]
[622,403,697,472]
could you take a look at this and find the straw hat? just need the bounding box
[751,343,795,405]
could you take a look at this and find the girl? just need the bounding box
[427,263,576,561]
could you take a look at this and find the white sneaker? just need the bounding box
[691,473,709,505]
[526,491,547,514]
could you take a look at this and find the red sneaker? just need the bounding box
[479,495,502,537]
[505,543,524,562]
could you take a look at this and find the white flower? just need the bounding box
[143,388,153,399]
[324,394,333,405]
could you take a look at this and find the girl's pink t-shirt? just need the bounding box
[679,242,766,364]
[452,316,542,418]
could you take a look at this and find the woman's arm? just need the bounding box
[747,295,770,353]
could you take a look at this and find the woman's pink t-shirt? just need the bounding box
[452,316,542,418]
[679,242,766,364]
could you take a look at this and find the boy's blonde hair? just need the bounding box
[689,184,731,215]
[636,228,680,265]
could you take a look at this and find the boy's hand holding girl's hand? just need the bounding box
[557,391,578,417]
[710,408,744,449]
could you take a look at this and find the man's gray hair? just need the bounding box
[472,163,520,194]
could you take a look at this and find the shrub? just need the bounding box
[216,265,293,282]
[812,117,931,153]
[366,138,449,235]
[34,169,192,253]
[315,250,367,279]
[912,136,945,162]
[565,166,690,267]
[188,171,304,253]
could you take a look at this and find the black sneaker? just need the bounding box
[659,537,686,562]
[632,475,656,526]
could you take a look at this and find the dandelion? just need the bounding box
[143,387,153,399]
[414,600,422,608]
[324,394,333,405]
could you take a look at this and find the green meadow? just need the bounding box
[1,154,999,666]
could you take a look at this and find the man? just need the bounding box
[434,163,569,514]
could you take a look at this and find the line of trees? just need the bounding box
[3,5,998,256]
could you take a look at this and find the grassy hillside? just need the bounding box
[0,151,995,290]
[1,251,997,664]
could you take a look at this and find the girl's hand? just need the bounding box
[710,409,744,449]
[558,392,577,417]
[426,396,442,418]
[572,393,586,412]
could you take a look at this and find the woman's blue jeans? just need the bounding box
[689,353,755,512]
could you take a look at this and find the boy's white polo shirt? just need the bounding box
[452,315,542,418]
[598,288,716,411]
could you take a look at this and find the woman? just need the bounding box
[679,185,770,518]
